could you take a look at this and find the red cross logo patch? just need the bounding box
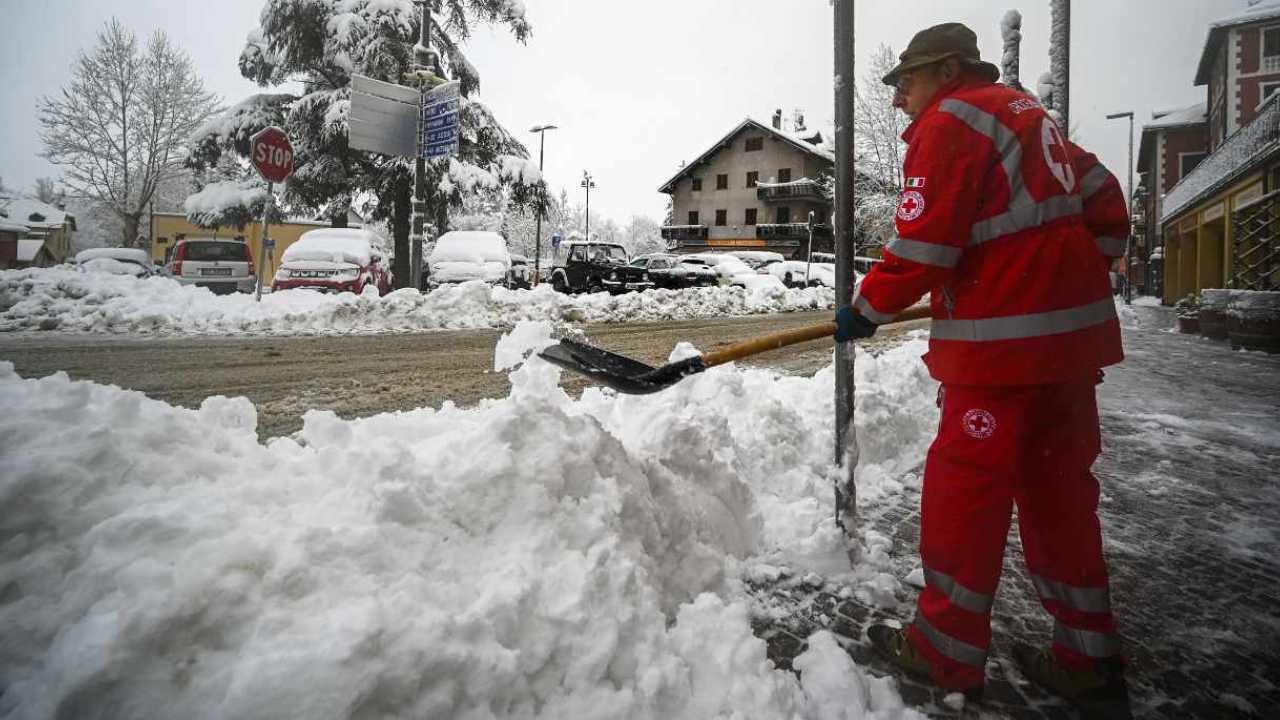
[962,409,997,439]
[1041,118,1076,193]
[897,190,925,222]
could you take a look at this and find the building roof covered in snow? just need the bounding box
[1162,92,1280,223]
[658,118,833,194]
[16,239,47,262]
[1147,102,1210,130]
[0,194,77,233]
[1139,103,1209,171]
[1196,1,1280,85]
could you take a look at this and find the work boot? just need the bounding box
[1011,642,1132,720]
[867,624,984,701]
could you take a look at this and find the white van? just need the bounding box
[425,231,511,289]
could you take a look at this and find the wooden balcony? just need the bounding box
[756,179,827,204]
[661,224,709,248]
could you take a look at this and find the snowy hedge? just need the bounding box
[0,267,836,336]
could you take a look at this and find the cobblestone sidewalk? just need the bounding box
[747,304,1280,718]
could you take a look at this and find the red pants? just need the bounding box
[906,378,1123,690]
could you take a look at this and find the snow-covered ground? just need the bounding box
[0,322,935,719]
[0,266,835,336]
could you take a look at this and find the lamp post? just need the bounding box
[1106,110,1135,302]
[581,170,596,240]
[530,124,558,285]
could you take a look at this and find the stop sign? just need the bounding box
[250,126,294,184]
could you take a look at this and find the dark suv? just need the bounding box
[549,242,653,295]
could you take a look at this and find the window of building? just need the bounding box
[1179,152,1207,180]
[776,207,791,224]
[691,177,702,192]
[688,210,700,225]
[716,174,728,190]
[746,171,759,188]
[1265,26,1280,72]
[745,137,763,152]
[778,168,792,183]
[1261,82,1280,109]
[715,209,728,226]
[745,208,758,225]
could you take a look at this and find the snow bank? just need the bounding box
[0,325,937,719]
[0,268,836,336]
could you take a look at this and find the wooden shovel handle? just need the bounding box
[701,303,933,368]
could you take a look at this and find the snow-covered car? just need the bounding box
[682,253,758,284]
[166,238,256,293]
[630,254,718,289]
[765,260,837,288]
[73,247,158,278]
[730,274,787,292]
[724,250,786,270]
[425,231,511,289]
[271,228,391,296]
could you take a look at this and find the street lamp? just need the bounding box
[1106,110,1135,302]
[530,124,558,286]
[581,170,596,240]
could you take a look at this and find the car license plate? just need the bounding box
[625,283,645,290]
[202,267,232,276]
[294,270,333,279]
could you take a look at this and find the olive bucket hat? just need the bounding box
[882,22,1001,86]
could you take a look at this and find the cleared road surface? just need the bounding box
[0,311,928,438]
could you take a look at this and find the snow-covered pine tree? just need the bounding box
[187,0,542,288]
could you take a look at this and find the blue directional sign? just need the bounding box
[551,233,562,248]
[420,81,461,160]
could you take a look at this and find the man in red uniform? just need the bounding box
[833,23,1131,718]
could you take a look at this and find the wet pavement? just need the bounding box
[747,303,1280,718]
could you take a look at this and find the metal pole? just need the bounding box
[410,0,441,291]
[1126,113,1136,298]
[255,181,273,302]
[805,210,815,285]
[833,0,857,533]
[534,132,546,285]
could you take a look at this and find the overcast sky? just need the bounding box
[0,0,1242,226]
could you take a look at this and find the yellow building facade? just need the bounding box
[149,212,356,276]
[1161,174,1267,304]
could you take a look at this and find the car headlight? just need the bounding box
[336,268,360,280]
[642,272,650,281]
[609,271,618,281]
[274,268,290,280]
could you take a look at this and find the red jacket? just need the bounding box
[855,78,1124,386]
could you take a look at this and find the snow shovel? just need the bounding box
[539,304,932,395]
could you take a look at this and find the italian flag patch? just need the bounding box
[905,177,926,188]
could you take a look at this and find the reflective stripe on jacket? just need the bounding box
[856,78,1123,386]
[1071,144,1130,259]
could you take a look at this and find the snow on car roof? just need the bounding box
[284,228,384,266]
[74,247,152,265]
[429,231,510,265]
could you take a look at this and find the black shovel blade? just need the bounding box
[538,339,705,395]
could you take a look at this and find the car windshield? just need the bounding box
[589,245,627,263]
[630,258,648,268]
[183,242,250,262]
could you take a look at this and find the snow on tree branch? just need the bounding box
[183,179,270,229]
[1001,10,1023,92]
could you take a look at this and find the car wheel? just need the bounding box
[551,273,568,293]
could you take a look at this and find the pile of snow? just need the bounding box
[0,268,836,335]
[0,324,937,718]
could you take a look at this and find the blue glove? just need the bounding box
[835,306,877,342]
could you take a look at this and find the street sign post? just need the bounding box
[249,126,294,302]
[421,81,461,160]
